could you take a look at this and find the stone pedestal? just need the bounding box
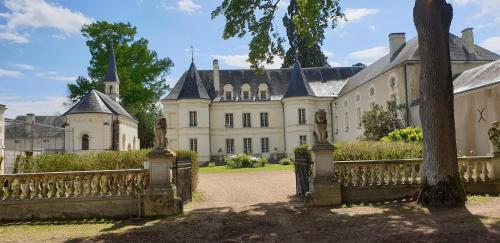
[306,144,342,206]
[144,148,182,216]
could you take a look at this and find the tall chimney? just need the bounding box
[389,33,406,60]
[462,28,475,54]
[213,59,220,95]
[26,113,35,134]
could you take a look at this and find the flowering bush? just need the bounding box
[224,154,267,169]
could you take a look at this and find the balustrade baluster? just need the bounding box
[473,161,479,183]
[0,178,4,200]
[361,166,367,186]
[482,161,489,182]
[394,165,400,185]
[345,166,352,187]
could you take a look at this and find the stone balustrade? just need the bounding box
[333,156,494,189]
[0,169,149,201]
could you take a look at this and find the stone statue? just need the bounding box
[154,117,168,149]
[488,121,500,155]
[313,109,330,145]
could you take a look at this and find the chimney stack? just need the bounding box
[26,113,35,135]
[389,33,406,60]
[462,28,475,54]
[213,59,220,94]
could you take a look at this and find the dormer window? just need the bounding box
[241,84,252,101]
[260,90,267,100]
[225,91,232,100]
[243,91,250,100]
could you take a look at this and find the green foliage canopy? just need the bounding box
[212,0,343,69]
[362,98,404,141]
[382,127,424,143]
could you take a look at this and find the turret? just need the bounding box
[104,47,120,102]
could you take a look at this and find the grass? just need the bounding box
[199,164,294,174]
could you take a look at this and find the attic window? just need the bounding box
[225,91,232,100]
[243,91,250,100]
[369,87,375,97]
[260,90,267,100]
[389,78,396,90]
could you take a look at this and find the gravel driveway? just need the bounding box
[186,170,296,211]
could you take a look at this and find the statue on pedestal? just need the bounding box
[154,117,168,149]
[313,109,330,145]
[488,121,500,155]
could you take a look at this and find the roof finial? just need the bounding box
[190,45,195,62]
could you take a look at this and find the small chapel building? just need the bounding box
[62,48,139,152]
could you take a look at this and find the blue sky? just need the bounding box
[0,0,499,118]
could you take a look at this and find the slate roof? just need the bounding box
[63,90,135,120]
[5,116,65,139]
[338,34,500,96]
[164,63,364,101]
[454,59,500,94]
[284,62,315,98]
[165,62,210,100]
[12,115,64,127]
[104,47,119,83]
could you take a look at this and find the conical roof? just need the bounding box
[63,90,135,120]
[165,62,210,100]
[105,47,119,83]
[283,61,315,98]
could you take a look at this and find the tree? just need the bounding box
[67,21,173,148]
[212,0,343,69]
[282,0,328,68]
[362,99,404,141]
[413,0,465,207]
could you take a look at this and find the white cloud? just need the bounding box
[164,0,202,14]
[0,96,66,118]
[211,54,283,69]
[9,63,33,70]
[328,61,342,67]
[454,0,500,17]
[480,36,500,52]
[0,68,23,78]
[344,8,380,23]
[0,32,29,43]
[322,50,334,57]
[348,46,388,64]
[35,71,76,82]
[0,0,93,44]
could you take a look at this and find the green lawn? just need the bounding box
[199,164,294,174]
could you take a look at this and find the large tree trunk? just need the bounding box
[414,0,466,207]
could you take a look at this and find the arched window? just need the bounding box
[82,134,89,151]
[109,85,113,94]
[133,137,136,150]
[223,84,234,101]
[258,83,269,100]
[122,134,126,151]
[241,84,251,100]
[369,87,375,97]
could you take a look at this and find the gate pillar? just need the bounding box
[306,144,342,206]
[144,148,183,216]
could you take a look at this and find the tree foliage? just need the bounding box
[381,127,423,143]
[67,21,173,148]
[212,0,343,69]
[282,0,328,68]
[362,99,404,141]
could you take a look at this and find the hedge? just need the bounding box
[333,141,423,161]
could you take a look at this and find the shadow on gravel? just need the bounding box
[64,197,500,243]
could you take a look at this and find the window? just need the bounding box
[243,113,251,128]
[369,87,375,96]
[226,139,234,154]
[345,112,349,131]
[344,100,348,107]
[389,77,396,90]
[225,91,232,100]
[261,137,269,153]
[334,102,338,110]
[299,135,307,146]
[356,93,360,103]
[225,113,234,128]
[243,138,252,154]
[243,91,250,100]
[357,108,362,129]
[190,138,198,152]
[298,108,306,125]
[189,111,197,127]
[260,90,267,100]
[260,112,269,127]
[82,134,89,150]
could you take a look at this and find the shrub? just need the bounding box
[224,154,267,169]
[381,127,423,143]
[362,98,404,140]
[208,162,216,167]
[333,141,422,161]
[279,158,293,165]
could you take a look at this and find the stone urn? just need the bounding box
[488,121,500,156]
